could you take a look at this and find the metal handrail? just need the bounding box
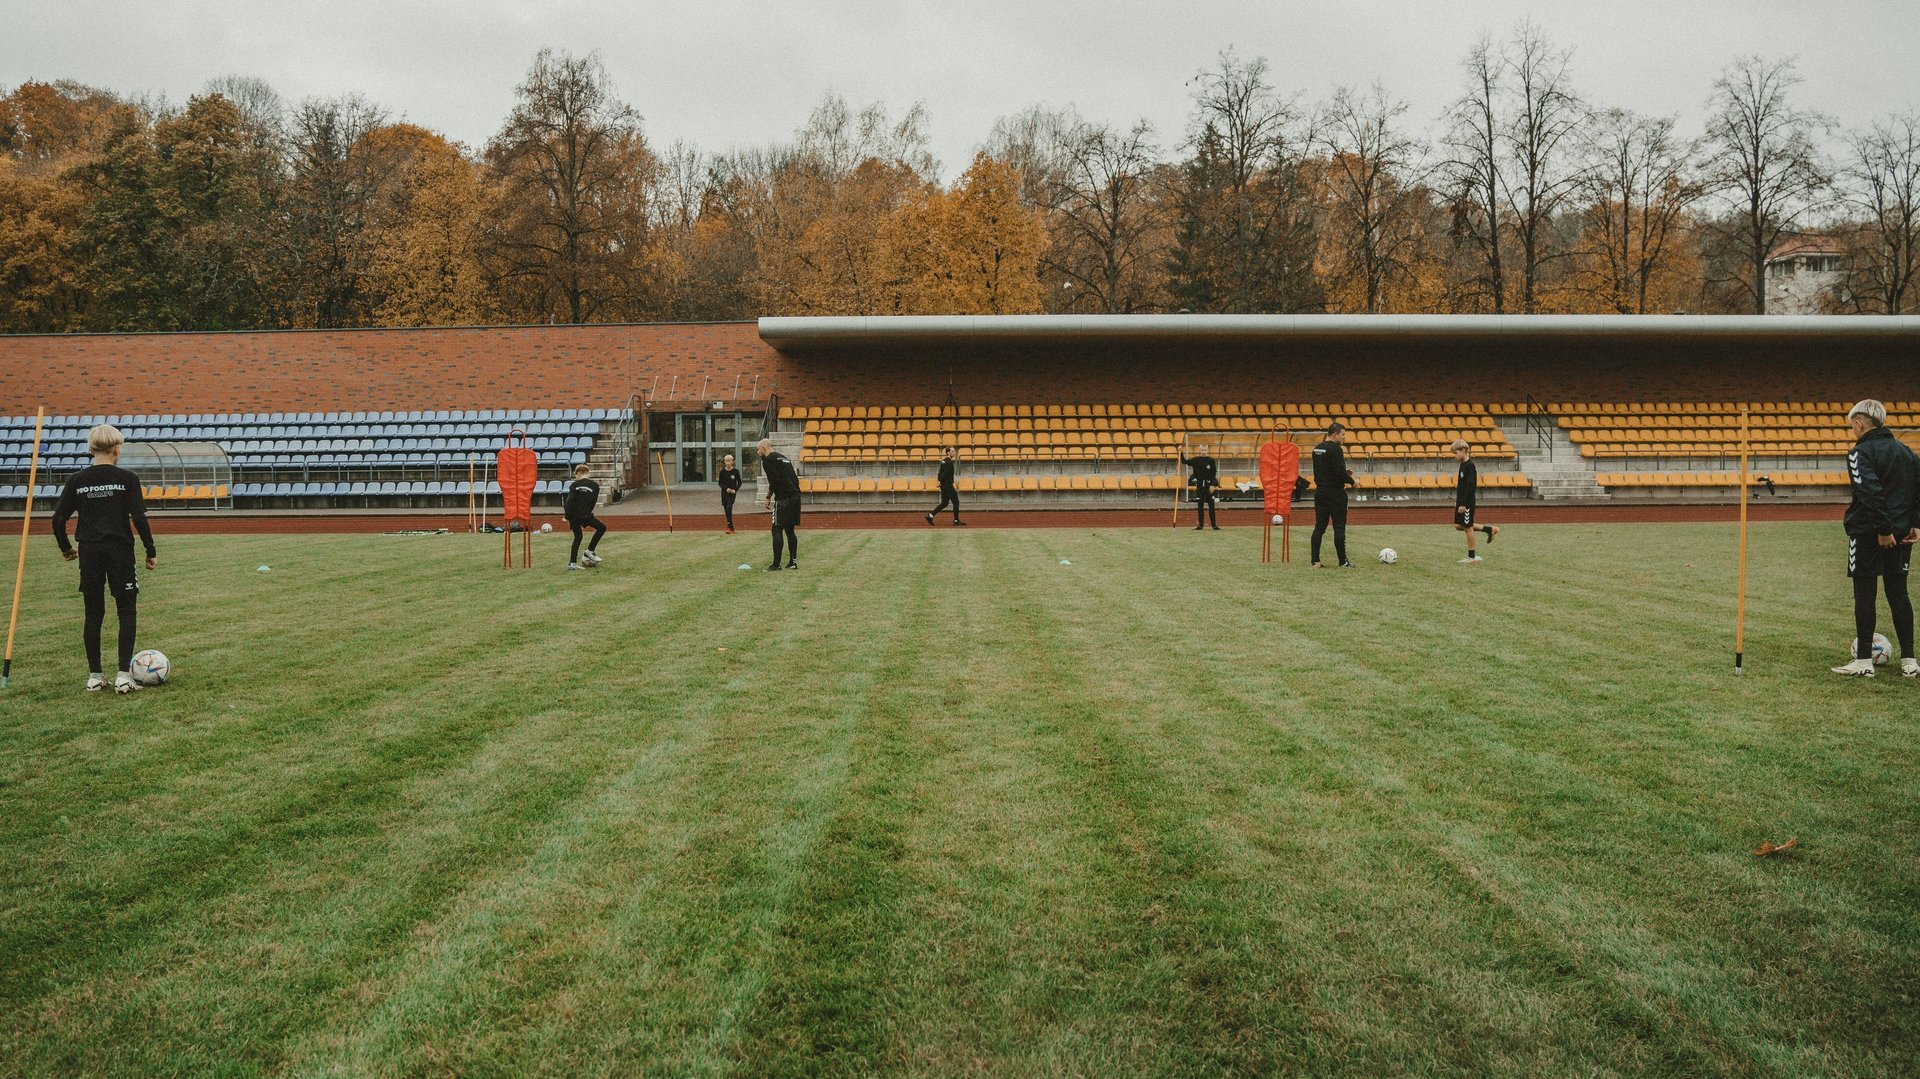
[1521,393,1555,463]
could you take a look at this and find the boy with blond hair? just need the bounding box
[51,424,157,693]
[1451,439,1499,563]
[563,463,606,571]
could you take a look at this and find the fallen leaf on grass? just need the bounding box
[1753,838,1798,857]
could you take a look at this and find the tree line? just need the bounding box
[2,29,1915,334]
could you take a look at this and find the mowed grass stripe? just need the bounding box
[1044,523,1914,1076]
[1,524,1916,1077]
[4,532,819,1074]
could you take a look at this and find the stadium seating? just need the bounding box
[777,402,1526,503]
[784,403,1516,463]
[0,408,628,509]
[1552,401,1918,494]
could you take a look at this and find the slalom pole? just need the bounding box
[4,407,48,688]
[654,451,674,533]
[1171,439,1182,528]
[1735,406,1750,674]
[466,453,476,533]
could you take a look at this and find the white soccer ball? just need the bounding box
[1272,514,1284,524]
[1378,547,1398,564]
[540,523,553,533]
[130,649,170,686]
[1851,633,1892,666]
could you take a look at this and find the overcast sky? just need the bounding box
[7,1,1917,177]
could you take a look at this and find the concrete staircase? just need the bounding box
[1496,415,1608,500]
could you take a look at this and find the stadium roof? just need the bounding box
[759,314,1920,350]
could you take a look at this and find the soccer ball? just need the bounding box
[539,523,553,533]
[1272,514,1284,524]
[1850,633,1892,666]
[1379,548,1398,564]
[130,649,170,686]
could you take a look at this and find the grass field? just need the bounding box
[2,521,1916,1077]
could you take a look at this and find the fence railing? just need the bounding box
[1521,394,1556,463]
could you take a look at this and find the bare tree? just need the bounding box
[1049,120,1168,312]
[793,93,937,182]
[983,103,1080,211]
[485,49,658,323]
[1701,56,1830,313]
[1167,52,1320,312]
[1500,23,1587,311]
[1317,83,1426,313]
[1838,111,1920,313]
[1579,109,1708,313]
[1440,34,1507,311]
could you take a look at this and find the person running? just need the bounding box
[1832,399,1920,677]
[925,446,965,526]
[717,453,742,534]
[760,437,801,571]
[1183,444,1221,530]
[563,464,606,571]
[1310,422,1357,568]
[50,424,157,694]
[1451,439,1499,563]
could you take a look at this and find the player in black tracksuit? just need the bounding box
[1183,448,1221,530]
[1833,400,1919,676]
[50,424,157,693]
[1451,439,1499,562]
[759,438,801,570]
[564,464,606,570]
[717,454,742,534]
[925,447,965,526]
[1310,423,1357,567]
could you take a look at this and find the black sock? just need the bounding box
[1855,573,1880,657]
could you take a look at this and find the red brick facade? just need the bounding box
[0,320,1912,415]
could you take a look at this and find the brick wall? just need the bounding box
[1,321,1912,415]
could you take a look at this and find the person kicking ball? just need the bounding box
[563,464,606,571]
[1451,439,1499,563]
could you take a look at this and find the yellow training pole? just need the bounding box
[1171,439,1182,528]
[654,451,674,533]
[4,407,48,688]
[1735,406,1750,675]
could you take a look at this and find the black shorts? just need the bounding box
[773,495,802,528]
[1849,536,1912,578]
[78,543,138,599]
[1453,504,1476,529]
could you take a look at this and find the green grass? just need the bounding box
[1,522,1916,1077]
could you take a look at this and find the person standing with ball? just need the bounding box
[760,437,801,571]
[50,424,156,694]
[1831,399,1919,677]
[1310,422,1356,568]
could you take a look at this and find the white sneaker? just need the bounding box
[1903,657,1919,678]
[114,671,143,694]
[566,563,581,572]
[1458,555,1483,564]
[85,673,107,692]
[1830,658,1877,677]
[582,550,602,565]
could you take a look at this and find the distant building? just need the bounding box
[1764,235,1846,314]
